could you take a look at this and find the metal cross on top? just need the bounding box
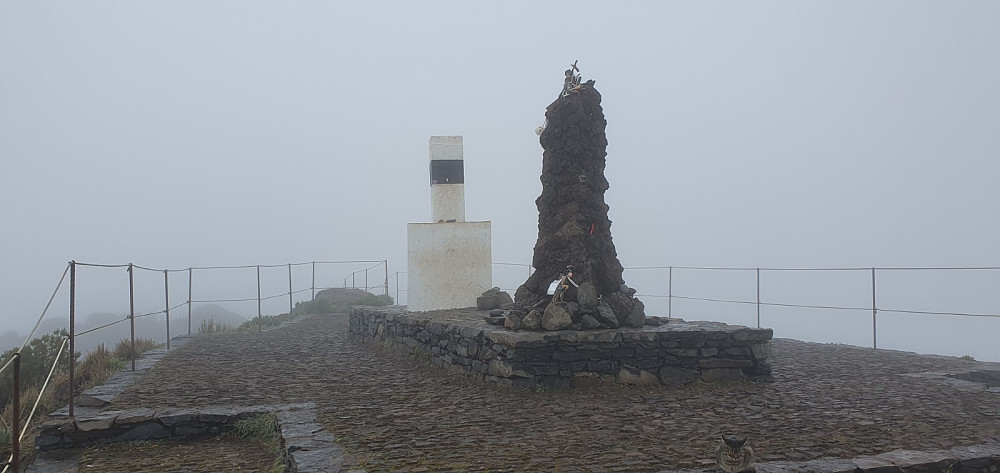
[561,60,583,97]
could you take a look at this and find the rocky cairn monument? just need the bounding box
[508,62,645,332]
[350,63,773,388]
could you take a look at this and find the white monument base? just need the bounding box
[407,221,492,312]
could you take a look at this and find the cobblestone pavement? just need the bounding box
[77,436,278,472]
[108,314,1000,472]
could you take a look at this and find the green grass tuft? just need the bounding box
[228,413,287,473]
[112,337,158,361]
[198,318,235,334]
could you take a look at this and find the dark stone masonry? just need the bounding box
[349,306,772,389]
[513,72,646,331]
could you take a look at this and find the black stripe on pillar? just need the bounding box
[430,160,464,185]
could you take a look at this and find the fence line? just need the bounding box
[1,336,68,473]
[620,264,1000,349]
[5,259,999,472]
[2,258,392,472]
[0,263,70,378]
[625,264,1000,272]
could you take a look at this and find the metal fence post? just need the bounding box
[311,261,316,300]
[187,267,193,335]
[164,270,170,350]
[667,266,673,319]
[756,267,761,328]
[128,263,135,372]
[384,260,389,298]
[288,263,293,322]
[352,272,355,289]
[257,264,263,333]
[365,268,369,292]
[11,353,20,473]
[395,272,400,305]
[872,267,877,349]
[69,261,76,418]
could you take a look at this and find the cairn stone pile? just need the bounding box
[512,80,645,331]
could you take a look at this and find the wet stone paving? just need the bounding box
[104,313,1000,472]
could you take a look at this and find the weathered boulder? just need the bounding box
[579,313,601,330]
[541,302,572,331]
[498,291,514,309]
[594,301,620,328]
[522,310,542,330]
[577,282,598,308]
[504,312,523,330]
[606,292,639,327]
[479,287,515,310]
[477,295,500,310]
[621,299,646,328]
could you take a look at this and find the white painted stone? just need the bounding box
[429,136,465,222]
[429,136,463,161]
[431,184,465,223]
[407,221,492,312]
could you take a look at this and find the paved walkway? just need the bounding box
[107,313,1000,472]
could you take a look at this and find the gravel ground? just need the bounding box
[106,313,1000,472]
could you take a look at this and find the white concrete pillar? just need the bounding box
[406,222,492,311]
[429,136,465,223]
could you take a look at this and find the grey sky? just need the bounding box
[2,3,998,359]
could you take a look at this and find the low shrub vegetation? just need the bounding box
[292,298,333,315]
[2,335,157,465]
[303,288,394,315]
[237,315,286,332]
[112,338,157,362]
[198,319,235,334]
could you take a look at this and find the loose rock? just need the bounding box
[579,314,601,330]
[594,302,620,328]
[522,310,542,330]
[577,282,598,308]
[504,312,523,330]
[541,302,572,331]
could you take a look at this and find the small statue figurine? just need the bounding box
[560,60,583,97]
[715,434,755,473]
[550,266,579,303]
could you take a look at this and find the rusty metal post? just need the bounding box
[187,268,192,335]
[128,263,136,371]
[69,261,76,418]
[311,261,316,300]
[288,263,293,321]
[365,268,369,293]
[352,272,355,289]
[384,260,389,299]
[872,267,877,349]
[756,268,761,328]
[164,270,170,351]
[11,353,20,473]
[257,265,262,333]
[667,266,673,319]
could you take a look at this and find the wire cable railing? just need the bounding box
[3,258,395,472]
[5,259,998,472]
[1,336,68,473]
[0,263,69,378]
[621,264,1000,350]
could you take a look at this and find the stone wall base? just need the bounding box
[349,306,773,389]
